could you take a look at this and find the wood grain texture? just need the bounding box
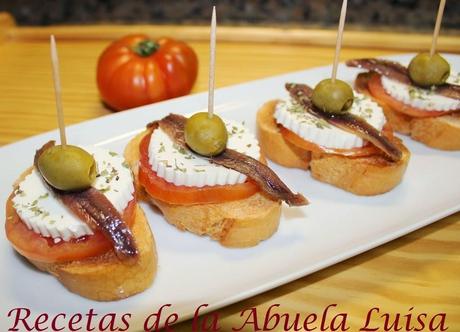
[0,22,459,331]
[174,215,460,331]
[3,23,460,53]
[0,40,403,146]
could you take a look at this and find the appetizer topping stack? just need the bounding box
[147,113,307,206]
[275,91,386,150]
[149,116,260,187]
[289,83,402,161]
[12,146,134,242]
[347,58,460,102]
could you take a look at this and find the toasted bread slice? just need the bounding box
[257,100,410,195]
[150,193,281,247]
[356,77,460,151]
[124,130,282,248]
[309,139,409,195]
[5,170,157,301]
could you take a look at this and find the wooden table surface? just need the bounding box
[1,13,459,331]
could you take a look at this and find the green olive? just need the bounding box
[408,52,450,87]
[184,112,228,156]
[311,79,354,114]
[37,145,96,191]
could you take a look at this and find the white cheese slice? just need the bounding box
[446,71,460,86]
[381,73,460,111]
[12,146,134,242]
[148,119,260,187]
[274,92,385,149]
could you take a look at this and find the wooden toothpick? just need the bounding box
[207,6,216,119]
[331,0,348,82]
[50,35,67,146]
[430,0,446,57]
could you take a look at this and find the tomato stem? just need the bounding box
[132,40,159,57]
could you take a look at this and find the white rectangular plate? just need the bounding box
[1,54,459,330]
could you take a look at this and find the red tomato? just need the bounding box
[97,34,198,111]
[368,74,453,118]
[5,195,137,263]
[279,124,394,158]
[138,130,260,205]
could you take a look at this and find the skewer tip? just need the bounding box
[430,0,446,57]
[49,34,67,146]
[331,0,348,81]
[208,5,217,119]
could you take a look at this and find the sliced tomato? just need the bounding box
[138,130,259,205]
[279,124,394,158]
[368,74,453,118]
[5,196,137,263]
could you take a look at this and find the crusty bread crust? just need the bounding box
[124,130,282,248]
[5,170,157,301]
[309,139,409,195]
[256,100,410,196]
[257,100,311,169]
[410,114,460,150]
[150,192,281,247]
[356,79,460,151]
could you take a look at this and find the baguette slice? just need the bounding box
[124,130,282,248]
[356,75,460,151]
[257,100,410,196]
[5,170,157,302]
